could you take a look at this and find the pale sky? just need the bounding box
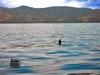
[0,0,100,9]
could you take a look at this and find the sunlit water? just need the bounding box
[0,23,100,75]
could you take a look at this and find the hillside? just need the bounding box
[0,6,100,23]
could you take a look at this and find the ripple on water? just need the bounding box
[69,47,83,51]
[59,52,89,57]
[66,53,80,57]
[34,40,46,42]
[87,58,100,62]
[61,43,73,47]
[29,57,53,60]
[59,63,100,71]
[8,66,35,74]
[46,50,71,54]
[89,49,100,52]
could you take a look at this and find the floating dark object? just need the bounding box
[10,58,20,68]
[58,39,62,45]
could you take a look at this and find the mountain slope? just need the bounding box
[0,6,100,23]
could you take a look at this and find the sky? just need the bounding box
[0,0,100,9]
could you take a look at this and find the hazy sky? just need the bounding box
[0,0,100,9]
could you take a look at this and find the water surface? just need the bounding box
[0,23,100,75]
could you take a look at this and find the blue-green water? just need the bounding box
[0,23,100,75]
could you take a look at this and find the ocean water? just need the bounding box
[0,23,100,75]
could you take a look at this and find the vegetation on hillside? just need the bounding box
[0,6,100,23]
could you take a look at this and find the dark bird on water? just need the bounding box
[58,39,62,45]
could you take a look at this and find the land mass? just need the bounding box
[0,6,100,23]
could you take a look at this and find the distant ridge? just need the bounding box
[0,6,100,23]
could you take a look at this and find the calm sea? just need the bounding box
[0,23,100,75]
